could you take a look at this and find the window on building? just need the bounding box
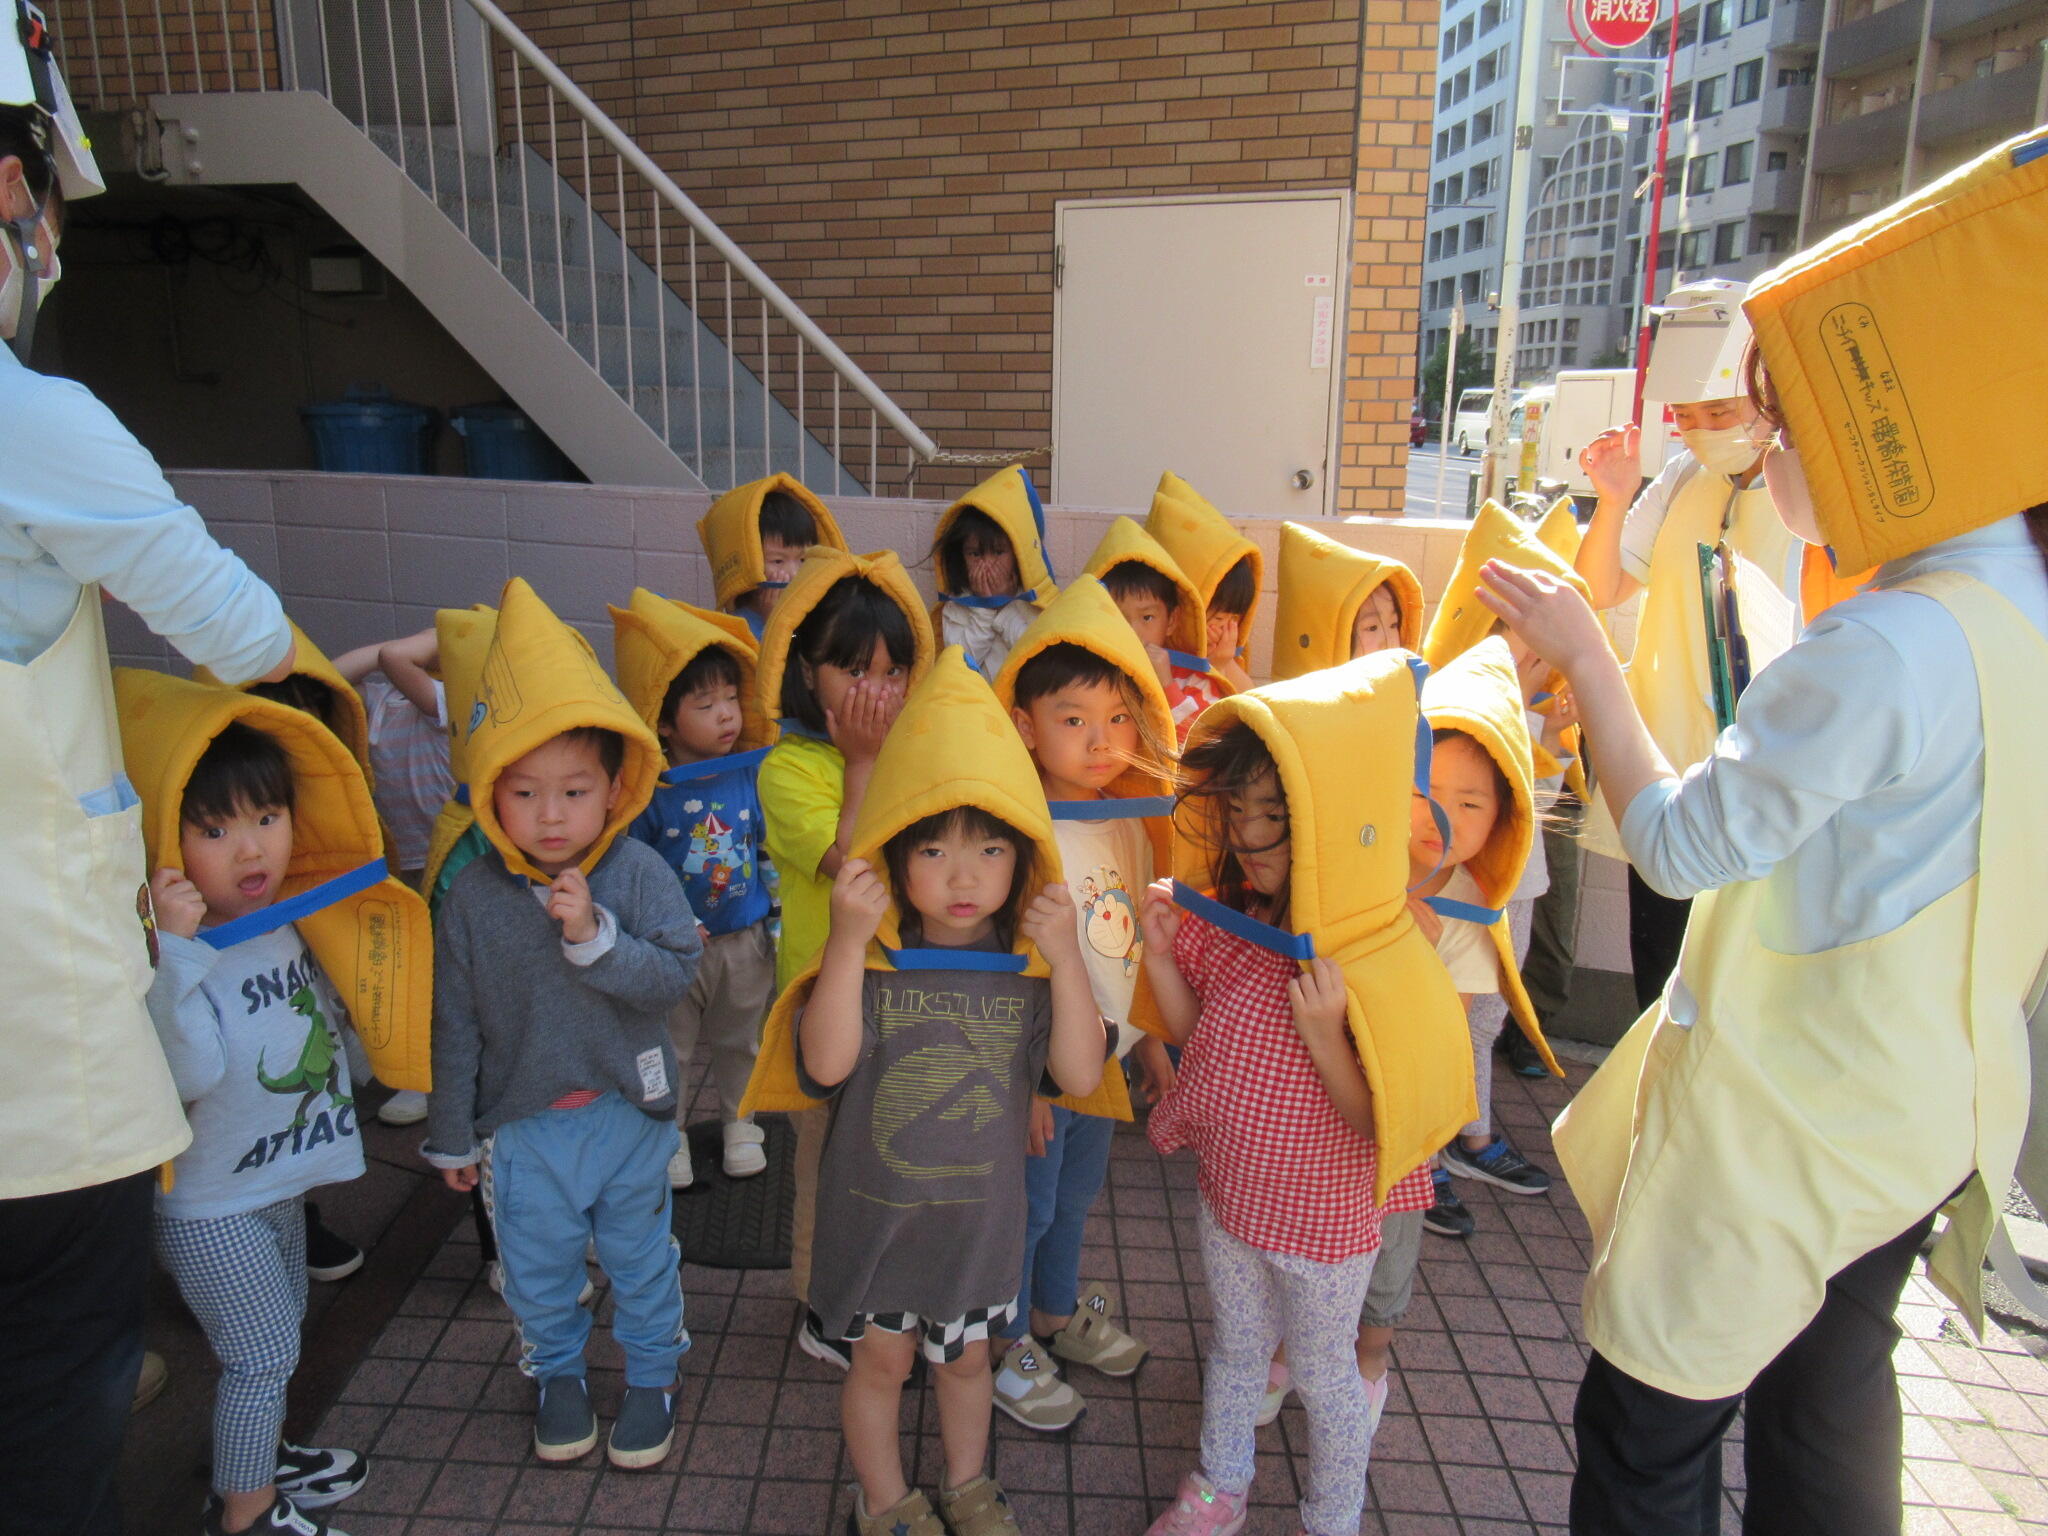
[1479,1,1502,33]
[1686,153,1716,194]
[1702,0,1731,41]
[1732,59,1763,105]
[1695,76,1724,119]
[1680,229,1714,268]
[1454,69,1471,103]
[1752,227,1783,256]
[1740,0,1770,22]
[1442,227,1460,257]
[1466,215,1490,247]
[1446,172,1464,203]
[1428,230,1443,261]
[1450,124,1467,155]
[1563,317,1581,342]
[1440,78,1455,108]
[1463,271,1485,302]
[1714,222,1742,264]
[1670,82,1693,118]
[1723,141,1754,185]
[1471,106,1496,143]
[1766,149,1789,171]
[1777,65,1814,88]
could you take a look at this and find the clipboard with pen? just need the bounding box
[1697,540,1755,732]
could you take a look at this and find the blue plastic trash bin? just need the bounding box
[450,403,571,482]
[300,386,437,475]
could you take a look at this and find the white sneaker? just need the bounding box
[722,1120,767,1179]
[488,1260,595,1308]
[376,1089,429,1126]
[1254,1362,1290,1428]
[1363,1370,1390,1439]
[667,1147,695,1189]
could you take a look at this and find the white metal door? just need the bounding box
[1052,193,1347,517]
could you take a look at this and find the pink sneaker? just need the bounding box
[1145,1471,1248,1536]
[1363,1369,1390,1438]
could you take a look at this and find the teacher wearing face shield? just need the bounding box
[1479,129,2048,1536]
[1571,280,1797,1011]
[1,9,296,1533]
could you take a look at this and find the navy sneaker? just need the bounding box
[607,1384,677,1469]
[533,1374,598,1462]
[1441,1134,1553,1196]
[1423,1170,1475,1238]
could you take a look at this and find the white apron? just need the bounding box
[0,587,190,1198]
[1557,572,2046,1399]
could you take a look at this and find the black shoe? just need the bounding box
[304,1203,364,1282]
[1440,1134,1554,1196]
[201,1491,336,1535]
[1501,1030,1549,1078]
[274,1441,367,1508]
[797,1309,853,1372]
[1423,1175,1475,1239]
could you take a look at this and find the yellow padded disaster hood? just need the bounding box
[465,578,662,885]
[1743,126,2048,574]
[1535,498,1582,563]
[933,464,1058,606]
[1423,500,1594,670]
[1175,653,1476,1199]
[609,588,775,751]
[114,670,434,1090]
[421,604,496,899]
[1419,640,1562,1077]
[697,473,848,611]
[743,647,1129,1119]
[196,618,370,776]
[753,547,937,726]
[1145,472,1263,636]
[1081,515,1212,663]
[1271,521,1425,681]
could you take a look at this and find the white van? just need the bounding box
[1538,368,1678,495]
[1451,387,1494,455]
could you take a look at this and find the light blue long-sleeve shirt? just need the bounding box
[1621,516,2048,955]
[0,347,289,676]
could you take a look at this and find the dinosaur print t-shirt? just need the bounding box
[796,936,1052,1339]
[150,924,367,1220]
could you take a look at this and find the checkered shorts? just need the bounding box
[840,1297,1019,1364]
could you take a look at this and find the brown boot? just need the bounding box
[937,1475,1023,1536]
[851,1488,946,1536]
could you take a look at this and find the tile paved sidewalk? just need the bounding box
[307,1059,2048,1535]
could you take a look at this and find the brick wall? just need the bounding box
[495,0,1428,506]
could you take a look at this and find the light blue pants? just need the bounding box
[488,1093,688,1387]
[999,1104,1116,1339]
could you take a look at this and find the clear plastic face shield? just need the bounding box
[5,0,100,360]
[0,172,60,352]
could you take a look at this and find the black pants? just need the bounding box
[1627,865,1693,1013]
[1570,1209,1939,1536]
[0,1170,156,1536]
[1523,802,1584,1024]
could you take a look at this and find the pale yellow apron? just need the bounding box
[0,587,191,1198]
[1557,571,2045,1400]
[1582,468,1791,860]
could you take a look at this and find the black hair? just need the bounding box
[182,721,295,827]
[0,107,56,206]
[1011,641,1172,771]
[881,805,1034,949]
[659,646,744,732]
[557,726,627,780]
[1174,721,1289,923]
[1209,555,1256,620]
[1430,726,1512,812]
[780,576,917,734]
[1099,559,1178,612]
[247,673,341,734]
[758,490,818,550]
[935,507,1016,595]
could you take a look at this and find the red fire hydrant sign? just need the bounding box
[1568,0,1660,53]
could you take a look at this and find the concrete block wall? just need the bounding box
[109,469,1637,1027]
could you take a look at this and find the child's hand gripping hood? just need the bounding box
[742,648,1105,1113]
[421,603,496,899]
[114,669,435,1090]
[1175,654,1475,1201]
[1420,638,1563,1078]
[934,464,1059,607]
[1744,126,2048,574]
[463,578,662,884]
[752,547,938,728]
[194,617,371,777]
[1081,516,1217,670]
[1145,472,1263,639]
[695,474,848,611]
[1271,521,1424,681]
[610,587,776,751]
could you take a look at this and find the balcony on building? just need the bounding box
[1916,49,2047,150]
[1751,166,1805,216]
[1811,92,1913,174]
[1932,0,2042,42]
[1759,81,1816,134]
[1826,0,1928,79]
[1770,0,1824,52]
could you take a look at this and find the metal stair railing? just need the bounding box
[53,0,942,493]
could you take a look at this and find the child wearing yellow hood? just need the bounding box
[929,464,1058,678]
[788,650,1105,1536]
[696,474,847,640]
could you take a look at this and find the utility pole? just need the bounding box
[1478,0,1550,505]
[1435,297,1464,519]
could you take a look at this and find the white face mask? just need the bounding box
[1761,443,1823,546]
[1681,423,1767,478]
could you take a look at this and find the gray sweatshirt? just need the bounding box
[424,836,703,1165]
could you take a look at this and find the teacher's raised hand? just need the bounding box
[1475,560,1609,678]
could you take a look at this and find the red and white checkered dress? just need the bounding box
[1149,912,1433,1262]
[1166,664,1224,743]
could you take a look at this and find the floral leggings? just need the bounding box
[1196,1202,1377,1536]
